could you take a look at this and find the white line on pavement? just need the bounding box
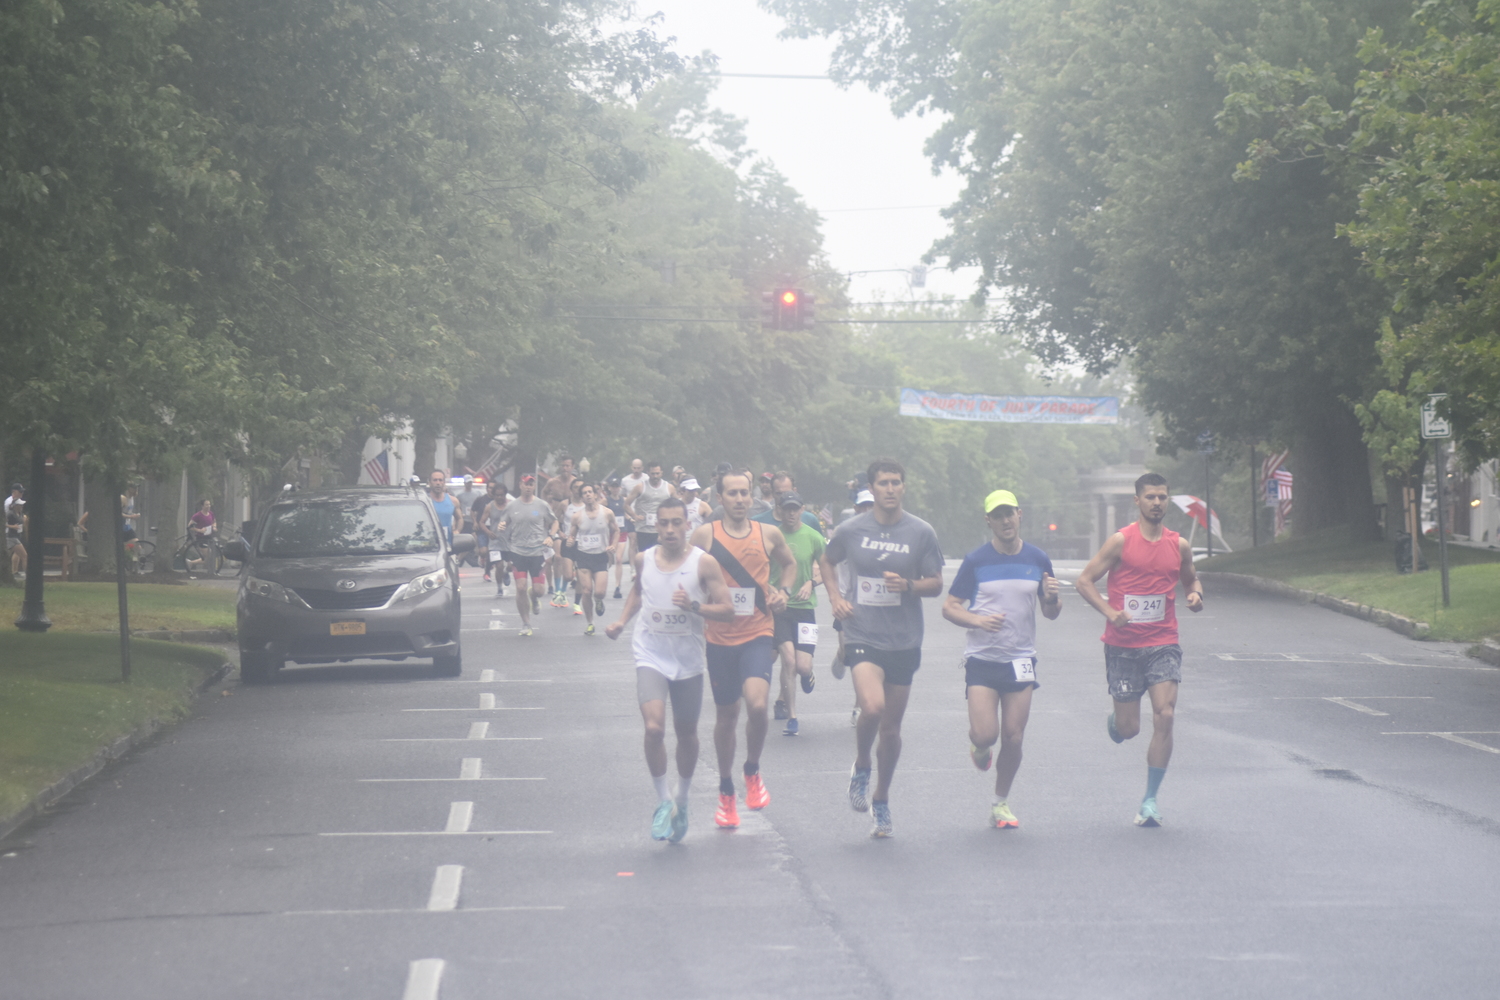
[1213,653,1490,672]
[479,693,495,709]
[461,757,481,779]
[358,777,544,783]
[1323,697,1389,716]
[275,905,564,916]
[426,866,463,911]
[445,802,474,833]
[1381,732,1500,754]
[400,707,543,712]
[489,621,501,630]
[320,831,553,837]
[467,722,487,740]
[479,669,495,682]
[379,738,543,742]
[402,959,444,1000]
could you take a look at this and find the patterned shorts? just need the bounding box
[1104,643,1182,702]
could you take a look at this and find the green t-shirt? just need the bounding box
[780,521,826,610]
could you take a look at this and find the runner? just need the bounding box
[606,476,631,598]
[1074,472,1202,827]
[752,472,823,533]
[625,462,675,554]
[567,484,619,635]
[771,491,825,736]
[475,480,511,596]
[427,471,462,544]
[678,478,712,531]
[498,474,557,637]
[606,497,736,843]
[620,458,647,567]
[751,472,776,518]
[471,480,499,582]
[689,470,797,828]
[942,489,1061,829]
[559,479,586,613]
[829,488,875,731]
[818,460,944,838]
[541,457,577,605]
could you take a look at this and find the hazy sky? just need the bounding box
[634,1,983,303]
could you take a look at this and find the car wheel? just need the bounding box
[240,648,279,685]
[433,650,462,678]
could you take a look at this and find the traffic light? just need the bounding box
[762,288,813,330]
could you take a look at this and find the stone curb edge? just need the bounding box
[0,659,235,844]
[1197,571,1434,640]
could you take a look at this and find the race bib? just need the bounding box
[1123,593,1167,623]
[728,587,756,616]
[577,532,602,551]
[797,622,819,646]
[644,511,657,528]
[1013,657,1036,683]
[644,607,691,635]
[856,575,901,607]
[488,548,505,565]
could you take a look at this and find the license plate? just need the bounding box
[330,621,366,636]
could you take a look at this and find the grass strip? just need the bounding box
[1202,526,1500,642]
[0,582,235,633]
[0,633,226,821]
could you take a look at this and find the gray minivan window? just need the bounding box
[258,500,439,557]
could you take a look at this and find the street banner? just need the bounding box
[898,388,1119,425]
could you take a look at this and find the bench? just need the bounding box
[43,536,75,580]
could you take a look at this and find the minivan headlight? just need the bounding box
[395,567,449,602]
[245,576,294,603]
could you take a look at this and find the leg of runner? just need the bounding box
[592,567,608,619]
[514,567,533,636]
[577,560,595,634]
[740,675,770,801]
[993,688,1032,827]
[850,662,912,809]
[777,638,798,732]
[640,693,674,840]
[967,684,1000,772]
[713,699,741,828]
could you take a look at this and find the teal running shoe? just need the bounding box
[668,801,688,843]
[651,800,674,841]
[1135,798,1162,828]
[848,765,871,813]
[870,801,894,838]
[1107,712,1125,744]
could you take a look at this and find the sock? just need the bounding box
[993,798,1006,807]
[743,761,759,778]
[652,773,670,802]
[1145,765,1166,802]
[719,776,734,796]
[676,773,692,806]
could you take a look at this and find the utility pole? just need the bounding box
[1250,448,1259,548]
[1421,394,1452,607]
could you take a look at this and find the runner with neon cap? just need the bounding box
[1074,471,1204,827]
[943,489,1061,829]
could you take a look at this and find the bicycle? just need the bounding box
[124,536,156,575]
[171,533,223,577]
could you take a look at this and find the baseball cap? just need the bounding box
[760,471,774,481]
[777,491,803,508]
[607,474,621,486]
[715,461,733,476]
[854,489,874,506]
[9,483,22,492]
[680,478,701,491]
[520,474,536,484]
[984,489,1020,513]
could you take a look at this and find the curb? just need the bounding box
[134,629,235,643]
[0,660,234,844]
[1467,638,1500,668]
[1197,571,1432,640]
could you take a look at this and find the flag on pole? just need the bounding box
[363,450,390,485]
[1171,494,1228,547]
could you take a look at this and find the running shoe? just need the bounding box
[1135,798,1162,828]
[850,706,859,727]
[870,801,894,838]
[848,765,871,813]
[991,801,1019,830]
[651,800,674,841]
[801,669,815,694]
[783,718,799,737]
[715,793,739,829]
[584,624,595,636]
[614,587,622,599]
[595,597,605,616]
[970,743,993,772]
[550,592,565,608]
[519,626,532,637]
[1107,712,1125,744]
[483,571,491,582]
[572,603,583,616]
[668,801,688,843]
[745,773,770,810]
[531,596,541,616]
[773,699,788,721]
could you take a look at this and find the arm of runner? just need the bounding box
[942,593,1005,631]
[818,549,853,621]
[606,553,646,639]
[689,552,737,622]
[763,525,796,613]
[566,512,580,547]
[688,522,713,554]
[1178,537,1205,611]
[1039,572,1063,620]
[624,484,643,522]
[882,570,943,598]
[1075,532,1128,625]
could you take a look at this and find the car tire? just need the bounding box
[433,650,462,678]
[240,648,278,685]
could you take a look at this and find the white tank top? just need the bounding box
[635,480,671,530]
[573,507,611,554]
[632,545,707,680]
[686,499,707,531]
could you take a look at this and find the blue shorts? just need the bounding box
[706,635,776,705]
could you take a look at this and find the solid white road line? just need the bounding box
[426,866,463,912]
[400,707,543,712]
[445,802,474,833]
[380,738,543,743]
[274,905,564,916]
[1381,731,1500,753]
[479,693,495,709]
[1213,653,1490,672]
[461,757,481,779]
[320,831,552,837]
[1323,697,1390,716]
[402,959,444,1000]
[358,777,544,783]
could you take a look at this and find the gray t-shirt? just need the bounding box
[499,497,556,558]
[824,510,943,651]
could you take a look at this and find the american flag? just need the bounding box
[363,450,390,485]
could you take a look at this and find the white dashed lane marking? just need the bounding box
[1381,732,1500,754]
[426,866,464,912]
[402,959,444,1000]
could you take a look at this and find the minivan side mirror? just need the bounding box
[450,533,476,555]
[222,538,249,562]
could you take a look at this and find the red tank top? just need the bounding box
[1102,522,1182,648]
[704,521,773,645]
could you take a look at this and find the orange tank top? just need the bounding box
[704,521,774,645]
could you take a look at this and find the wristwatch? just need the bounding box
[690,600,701,614]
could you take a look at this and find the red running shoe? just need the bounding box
[715,793,739,828]
[744,773,770,810]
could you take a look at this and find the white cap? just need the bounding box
[680,478,701,491]
[855,490,874,505]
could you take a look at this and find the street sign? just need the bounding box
[1421,394,1451,439]
[1196,429,1215,454]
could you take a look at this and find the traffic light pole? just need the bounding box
[1436,437,1450,607]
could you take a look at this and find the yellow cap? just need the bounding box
[983,489,1020,513]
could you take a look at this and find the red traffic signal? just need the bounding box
[761,288,813,330]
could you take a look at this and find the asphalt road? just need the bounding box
[2,562,1498,999]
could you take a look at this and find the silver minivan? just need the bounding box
[226,487,471,683]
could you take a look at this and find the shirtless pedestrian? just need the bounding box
[690,470,797,828]
[1074,472,1204,827]
[608,498,736,843]
[942,490,1061,829]
[818,460,943,838]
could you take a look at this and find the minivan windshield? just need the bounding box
[258,500,439,557]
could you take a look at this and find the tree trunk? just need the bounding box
[414,421,438,480]
[1292,396,1380,539]
[84,470,119,576]
[336,427,368,486]
[150,466,183,579]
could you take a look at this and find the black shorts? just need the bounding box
[636,531,659,550]
[706,635,776,705]
[844,644,921,686]
[561,544,579,561]
[573,551,608,573]
[964,656,1039,694]
[510,554,546,578]
[773,608,819,654]
[122,527,138,542]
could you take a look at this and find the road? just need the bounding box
[2,563,1498,999]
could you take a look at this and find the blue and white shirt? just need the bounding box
[947,541,1055,661]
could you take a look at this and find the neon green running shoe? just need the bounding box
[991,800,1019,829]
[1135,798,1162,827]
[970,743,993,772]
